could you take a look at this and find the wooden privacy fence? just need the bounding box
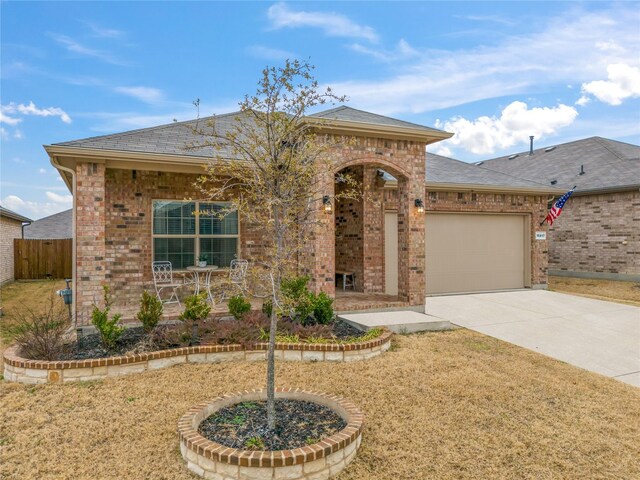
[14,239,72,280]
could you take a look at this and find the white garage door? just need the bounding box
[426,213,528,294]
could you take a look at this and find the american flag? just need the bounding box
[545,187,575,226]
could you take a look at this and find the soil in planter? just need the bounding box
[198,399,347,451]
[60,327,147,360]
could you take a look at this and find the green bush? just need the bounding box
[136,290,163,333]
[262,299,273,317]
[179,293,211,345]
[91,285,124,350]
[279,276,333,325]
[228,295,251,320]
[179,293,211,322]
[310,291,334,325]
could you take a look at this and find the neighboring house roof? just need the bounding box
[23,209,72,239]
[480,137,640,194]
[0,206,32,223]
[425,152,561,194]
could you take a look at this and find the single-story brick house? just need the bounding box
[481,137,640,281]
[0,206,32,285]
[23,208,72,240]
[45,107,561,325]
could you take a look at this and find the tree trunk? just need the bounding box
[266,209,282,432]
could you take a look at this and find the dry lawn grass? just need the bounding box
[0,280,67,361]
[1,330,639,480]
[549,276,640,307]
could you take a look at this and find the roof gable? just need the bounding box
[23,209,72,239]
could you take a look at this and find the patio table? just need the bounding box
[186,265,219,304]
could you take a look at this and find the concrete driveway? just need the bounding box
[425,290,640,387]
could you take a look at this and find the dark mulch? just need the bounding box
[61,327,147,360]
[55,319,364,361]
[198,399,347,451]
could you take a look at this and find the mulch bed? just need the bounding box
[57,319,365,361]
[198,399,347,451]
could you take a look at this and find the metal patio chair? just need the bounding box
[152,261,191,306]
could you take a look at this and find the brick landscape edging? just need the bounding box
[178,388,363,479]
[2,330,392,384]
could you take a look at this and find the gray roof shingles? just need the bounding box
[480,137,640,192]
[23,209,72,239]
[426,152,553,190]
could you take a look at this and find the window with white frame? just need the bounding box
[152,200,239,269]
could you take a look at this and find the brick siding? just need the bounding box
[0,217,23,284]
[549,190,640,276]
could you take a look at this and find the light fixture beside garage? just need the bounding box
[415,198,425,213]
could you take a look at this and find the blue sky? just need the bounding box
[1,1,639,219]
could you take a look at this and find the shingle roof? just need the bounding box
[54,111,244,159]
[0,206,32,223]
[52,107,449,158]
[480,137,640,192]
[23,209,72,239]
[426,152,554,190]
[308,106,447,134]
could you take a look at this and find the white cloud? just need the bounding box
[0,111,22,125]
[435,101,578,155]
[1,101,71,123]
[327,6,640,114]
[579,63,640,106]
[1,194,69,220]
[82,21,124,39]
[245,45,295,60]
[0,127,8,140]
[349,39,418,62]
[267,3,378,42]
[48,33,127,65]
[38,168,47,174]
[45,191,73,204]
[433,146,453,157]
[113,86,164,104]
[13,129,23,140]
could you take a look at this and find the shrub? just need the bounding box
[136,291,163,333]
[309,292,334,325]
[5,296,68,360]
[228,295,251,320]
[179,293,211,322]
[179,293,211,345]
[262,299,273,317]
[91,285,124,350]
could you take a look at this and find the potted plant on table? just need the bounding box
[197,254,207,268]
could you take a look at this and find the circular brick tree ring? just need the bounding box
[178,388,363,479]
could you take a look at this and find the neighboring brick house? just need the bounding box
[45,107,560,325]
[23,209,72,239]
[481,137,640,281]
[0,206,32,285]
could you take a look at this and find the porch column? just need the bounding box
[75,161,107,325]
[397,174,426,305]
[302,171,335,296]
[362,165,384,293]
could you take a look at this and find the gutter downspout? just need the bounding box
[49,156,77,330]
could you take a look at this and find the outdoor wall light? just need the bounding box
[415,198,425,213]
[323,195,333,214]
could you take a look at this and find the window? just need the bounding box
[152,200,238,269]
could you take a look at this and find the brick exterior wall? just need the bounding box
[303,136,427,305]
[72,137,552,323]
[549,190,640,277]
[0,217,23,285]
[74,167,271,325]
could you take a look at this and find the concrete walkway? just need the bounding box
[425,290,640,387]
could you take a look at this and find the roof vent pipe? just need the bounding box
[579,165,585,175]
[529,136,534,156]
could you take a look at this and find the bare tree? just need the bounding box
[193,60,354,431]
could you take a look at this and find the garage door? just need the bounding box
[426,213,527,294]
